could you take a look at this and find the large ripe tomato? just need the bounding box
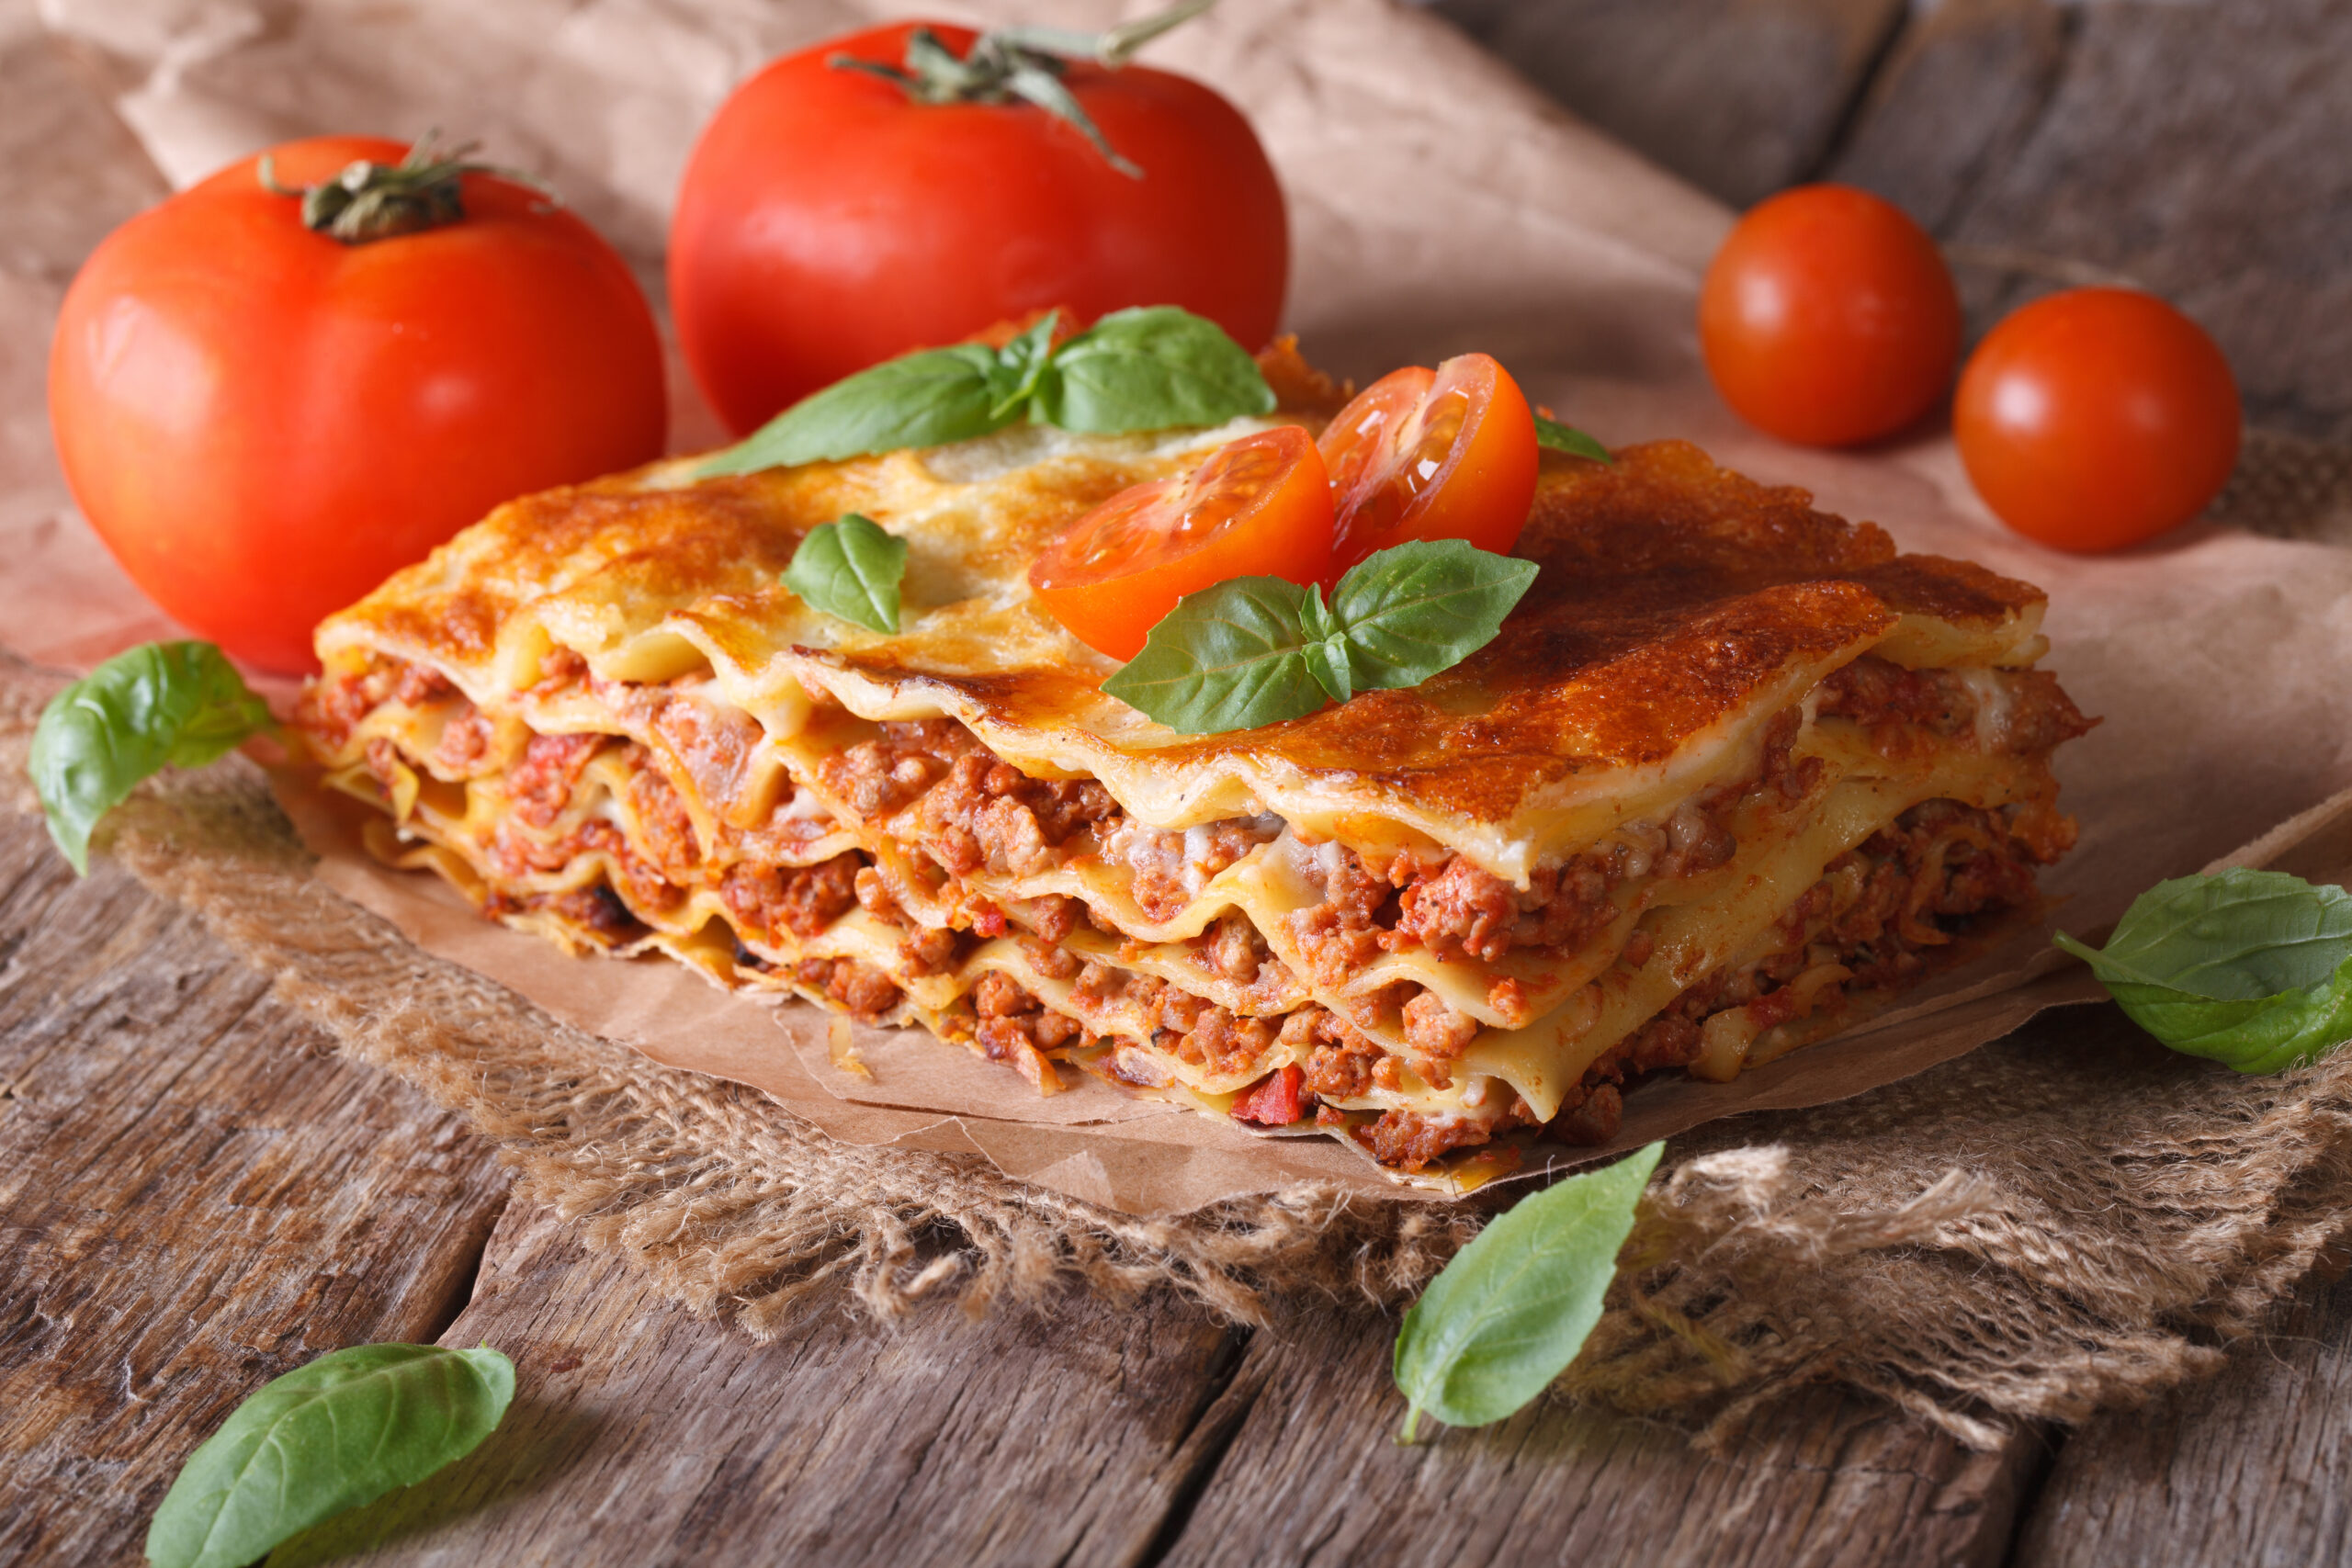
[670,19,1289,436]
[49,135,666,672]
[1029,426,1334,659]
[1955,288,2241,552]
[1318,353,1538,572]
[1699,183,1961,447]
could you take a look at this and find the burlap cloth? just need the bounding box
[15,0,2352,1453]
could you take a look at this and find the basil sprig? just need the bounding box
[699,306,1276,477]
[1534,413,1611,464]
[1394,1142,1662,1440]
[2056,869,2352,1073]
[1101,539,1538,734]
[31,640,274,874]
[146,1343,514,1568]
[785,513,909,634]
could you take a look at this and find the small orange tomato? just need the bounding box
[1318,352,1539,573]
[1699,184,1961,447]
[1028,425,1336,660]
[1954,288,2241,552]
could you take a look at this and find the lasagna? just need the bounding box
[298,382,2090,1181]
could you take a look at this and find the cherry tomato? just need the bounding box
[1698,183,1961,447]
[1029,426,1335,660]
[49,136,666,672]
[670,19,1289,435]
[1317,353,1539,572]
[1955,288,2241,552]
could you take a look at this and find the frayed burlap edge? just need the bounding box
[13,651,2352,1451]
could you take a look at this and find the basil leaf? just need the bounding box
[31,640,273,874]
[145,1343,514,1568]
[698,343,1009,476]
[785,513,908,635]
[1100,576,1329,733]
[2055,869,2352,1073]
[986,309,1064,418]
[1533,413,1611,463]
[1393,1142,1662,1440]
[1328,539,1538,693]
[1032,306,1276,434]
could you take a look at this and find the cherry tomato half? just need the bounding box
[1318,352,1539,572]
[1954,288,2241,552]
[1029,426,1336,660]
[1699,183,1960,447]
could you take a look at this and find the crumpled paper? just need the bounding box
[8,0,2352,1213]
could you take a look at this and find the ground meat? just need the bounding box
[1820,657,2095,759]
[1358,1101,1533,1172]
[1294,1008,1385,1100]
[300,658,457,752]
[820,718,975,819]
[1549,1083,1623,1145]
[626,756,702,878]
[795,956,901,1021]
[899,926,963,976]
[432,704,495,773]
[721,852,862,942]
[1400,987,1480,1075]
[1019,929,1083,980]
[1283,843,1394,984]
[1166,1006,1279,1078]
[969,971,1085,1087]
[652,690,765,809]
[507,732,605,829]
[914,750,1118,878]
[1818,656,1983,738]
[483,883,641,944]
[1101,818,1281,923]
[577,820,684,914]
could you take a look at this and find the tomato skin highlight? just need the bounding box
[671,20,1291,436]
[1318,353,1539,573]
[1699,183,1961,448]
[1029,426,1335,660]
[48,136,667,673]
[1954,288,2241,553]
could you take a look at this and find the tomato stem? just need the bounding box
[826,0,1219,180]
[257,130,556,244]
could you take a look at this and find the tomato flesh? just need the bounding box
[1954,287,2241,552]
[1699,183,1961,448]
[1230,1065,1306,1125]
[1029,426,1335,660]
[1318,353,1538,572]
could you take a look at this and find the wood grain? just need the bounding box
[1156,1298,2048,1568]
[1837,0,2352,443]
[0,812,513,1565]
[270,1201,1250,1567]
[1430,0,1909,207]
[2013,1267,2352,1567]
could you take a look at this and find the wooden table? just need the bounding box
[9,2,2352,1562]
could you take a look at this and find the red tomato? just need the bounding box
[1029,426,1335,660]
[49,136,666,672]
[1230,1064,1306,1125]
[670,19,1289,435]
[1955,288,2241,552]
[1698,183,1961,447]
[1318,353,1539,572]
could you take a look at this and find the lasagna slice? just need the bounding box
[298,412,2090,1181]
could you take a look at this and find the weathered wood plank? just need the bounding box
[2012,1267,2352,1567]
[1837,0,2352,444]
[1155,1296,2047,1568]
[0,812,514,1565]
[1430,0,1908,208]
[270,1201,1250,1567]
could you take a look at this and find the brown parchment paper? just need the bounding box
[8,0,2352,1217]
